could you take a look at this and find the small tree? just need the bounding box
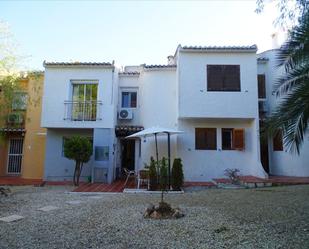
[159,157,168,190]
[171,158,184,191]
[159,157,169,202]
[64,136,92,186]
[148,157,157,190]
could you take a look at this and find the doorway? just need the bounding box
[259,122,269,173]
[121,139,135,172]
[7,138,24,174]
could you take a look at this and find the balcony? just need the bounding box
[64,101,102,121]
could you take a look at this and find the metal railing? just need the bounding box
[64,100,102,121]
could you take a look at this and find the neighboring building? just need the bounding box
[257,50,309,177]
[42,45,269,183]
[0,73,46,180]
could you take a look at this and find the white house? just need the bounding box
[41,45,308,184]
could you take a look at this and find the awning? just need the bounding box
[115,125,144,137]
[126,126,183,138]
[0,128,26,133]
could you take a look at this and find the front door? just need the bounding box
[7,138,24,174]
[121,139,135,172]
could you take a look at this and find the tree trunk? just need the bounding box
[73,162,78,186]
[73,161,80,186]
[161,190,164,203]
[76,162,83,186]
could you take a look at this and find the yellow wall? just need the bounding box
[21,74,46,179]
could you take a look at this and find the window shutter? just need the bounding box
[223,65,240,91]
[258,74,266,98]
[207,65,223,91]
[195,128,217,150]
[195,128,205,150]
[205,128,217,150]
[233,129,245,151]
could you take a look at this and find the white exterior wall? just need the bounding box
[44,128,93,181]
[178,52,259,118]
[258,50,309,176]
[138,69,178,170]
[118,74,142,126]
[41,66,116,128]
[178,119,265,181]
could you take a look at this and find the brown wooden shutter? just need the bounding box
[223,65,240,91]
[233,129,245,151]
[195,128,206,150]
[195,128,217,150]
[273,130,283,151]
[258,74,266,98]
[205,128,217,150]
[207,65,223,91]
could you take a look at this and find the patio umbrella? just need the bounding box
[126,126,183,188]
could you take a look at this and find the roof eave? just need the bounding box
[43,61,115,69]
[179,48,257,53]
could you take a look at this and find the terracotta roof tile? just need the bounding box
[181,45,257,52]
[143,64,177,69]
[118,71,140,76]
[43,61,113,67]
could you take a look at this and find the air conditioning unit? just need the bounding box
[7,113,23,124]
[118,109,133,120]
[259,101,268,113]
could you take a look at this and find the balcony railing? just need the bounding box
[64,100,102,121]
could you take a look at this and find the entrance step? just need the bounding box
[213,176,272,188]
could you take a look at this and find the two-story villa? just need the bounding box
[41,45,308,184]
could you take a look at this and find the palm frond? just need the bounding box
[266,9,309,153]
[274,64,309,96]
[266,81,309,154]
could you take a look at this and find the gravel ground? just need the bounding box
[0,185,309,249]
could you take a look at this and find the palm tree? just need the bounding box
[265,10,309,154]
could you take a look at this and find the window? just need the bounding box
[72,83,97,102]
[121,91,137,108]
[258,74,266,98]
[222,128,233,150]
[195,128,217,150]
[207,65,241,91]
[71,83,98,121]
[62,137,93,156]
[222,128,245,151]
[12,92,27,110]
[95,146,109,161]
[273,130,283,151]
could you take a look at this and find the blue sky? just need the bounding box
[1,0,280,70]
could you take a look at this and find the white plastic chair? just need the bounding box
[123,168,136,188]
[137,169,150,189]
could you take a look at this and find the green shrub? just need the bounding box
[159,157,168,191]
[171,158,184,191]
[148,157,157,190]
[64,136,92,186]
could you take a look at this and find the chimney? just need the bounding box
[271,32,280,49]
[167,55,175,65]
